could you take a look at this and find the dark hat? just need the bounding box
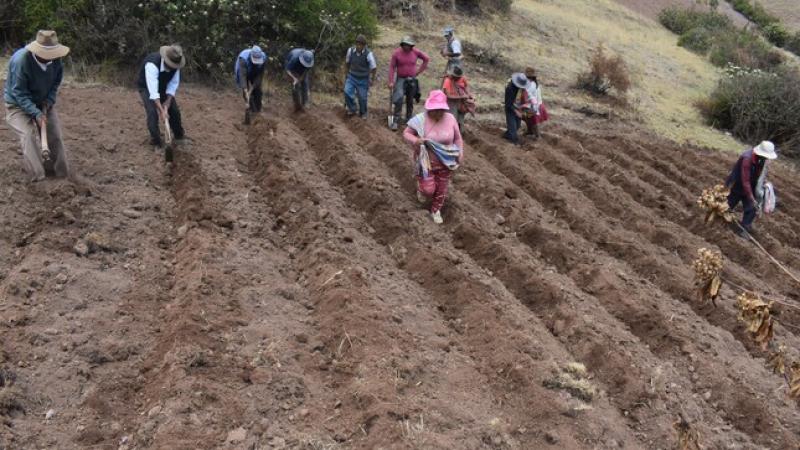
[160,44,186,69]
[356,34,367,44]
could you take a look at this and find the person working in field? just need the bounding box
[235,45,267,116]
[285,48,315,112]
[725,141,778,237]
[343,34,377,118]
[403,90,464,224]
[388,36,430,131]
[522,67,549,139]
[441,27,463,73]
[137,44,187,151]
[4,30,71,182]
[502,73,530,145]
[441,66,475,132]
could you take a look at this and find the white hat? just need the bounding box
[511,73,529,89]
[250,46,266,65]
[753,141,777,160]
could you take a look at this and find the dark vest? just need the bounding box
[348,47,372,78]
[19,51,62,105]
[136,52,178,97]
[243,58,265,82]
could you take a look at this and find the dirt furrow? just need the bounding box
[457,129,800,447]
[335,114,774,448]
[292,112,648,448]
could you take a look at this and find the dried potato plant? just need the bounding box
[736,292,774,350]
[692,248,723,305]
[768,344,787,376]
[697,184,734,224]
[790,362,800,399]
[673,415,701,450]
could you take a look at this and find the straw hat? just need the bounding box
[26,30,70,60]
[511,73,529,89]
[160,44,186,69]
[424,90,449,111]
[753,141,777,160]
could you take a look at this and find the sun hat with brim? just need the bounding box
[250,46,266,65]
[400,36,416,47]
[511,73,529,89]
[160,45,186,69]
[26,30,70,60]
[424,90,450,111]
[299,50,315,68]
[443,27,455,36]
[754,141,778,160]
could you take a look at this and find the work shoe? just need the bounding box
[390,122,398,131]
[346,110,356,117]
[416,191,427,204]
[431,210,443,224]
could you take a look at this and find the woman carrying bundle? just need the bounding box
[403,90,464,224]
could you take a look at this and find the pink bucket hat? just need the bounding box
[424,90,449,111]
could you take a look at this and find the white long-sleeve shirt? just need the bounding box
[144,59,180,100]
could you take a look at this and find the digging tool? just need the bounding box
[243,87,253,125]
[387,90,396,129]
[39,114,50,162]
[161,107,174,163]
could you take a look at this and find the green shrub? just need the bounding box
[708,30,783,69]
[762,23,789,47]
[658,7,732,35]
[678,27,715,54]
[728,0,778,27]
[786,31,800,54]
[698,65,800,157]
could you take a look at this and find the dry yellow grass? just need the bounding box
[376,0,741,151]
[760,0,800,30]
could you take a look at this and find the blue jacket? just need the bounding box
[235,48,266,88]
[285,48,309,77]
[4,48,63,118]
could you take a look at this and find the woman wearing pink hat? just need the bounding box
[403,90,464,224]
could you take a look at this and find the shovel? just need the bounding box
[162,111,174,163]
[39,115,51,162]
[243,88,252,125]
[387,90,396,129]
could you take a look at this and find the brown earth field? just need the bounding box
[2,84,800,450]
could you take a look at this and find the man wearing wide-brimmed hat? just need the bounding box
[502,73,530,145]
[285,48,315,112]
[387,36,430,130]
[4,30,71,182]
[725,140,779,237]
[235,45,267,116]
[136,44,186,150]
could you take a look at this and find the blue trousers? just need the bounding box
[503,108,521,144]
[344,74,370,116]
[727,187,757,229]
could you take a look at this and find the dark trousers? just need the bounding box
[728,188,757,230]
[392,77,416,122]
[503,108,521,144]
[248,82,263,112]
[292,74,310,111]
[139,89,184,146]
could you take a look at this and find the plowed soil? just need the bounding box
[2,84,800,449]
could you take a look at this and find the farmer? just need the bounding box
[388,36,430,131]
[441,66,475,131]
[4,30,71,182]
[441,27,463,72]
[285,48,314,112]
[502,73,530,145]
[235,45,267,114]
[725,141,778,236]
[343,35,377,118]
[403,90,464,224]
[523,67,549,139]
[137,44,186,150]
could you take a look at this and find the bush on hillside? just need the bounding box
[708,30,783,69]
[728,0,778,27]
[6,0,378,78]
[761,23,789,48]
[577,45,631,96]
[658,7,732,35]
[678,27,715,54]
[697,65,800,157]
[786,31,800,55]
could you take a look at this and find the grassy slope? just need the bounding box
[759,0,800,30]
[372,0,739,150]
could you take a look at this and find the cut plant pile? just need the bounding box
[2,85,800,449]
